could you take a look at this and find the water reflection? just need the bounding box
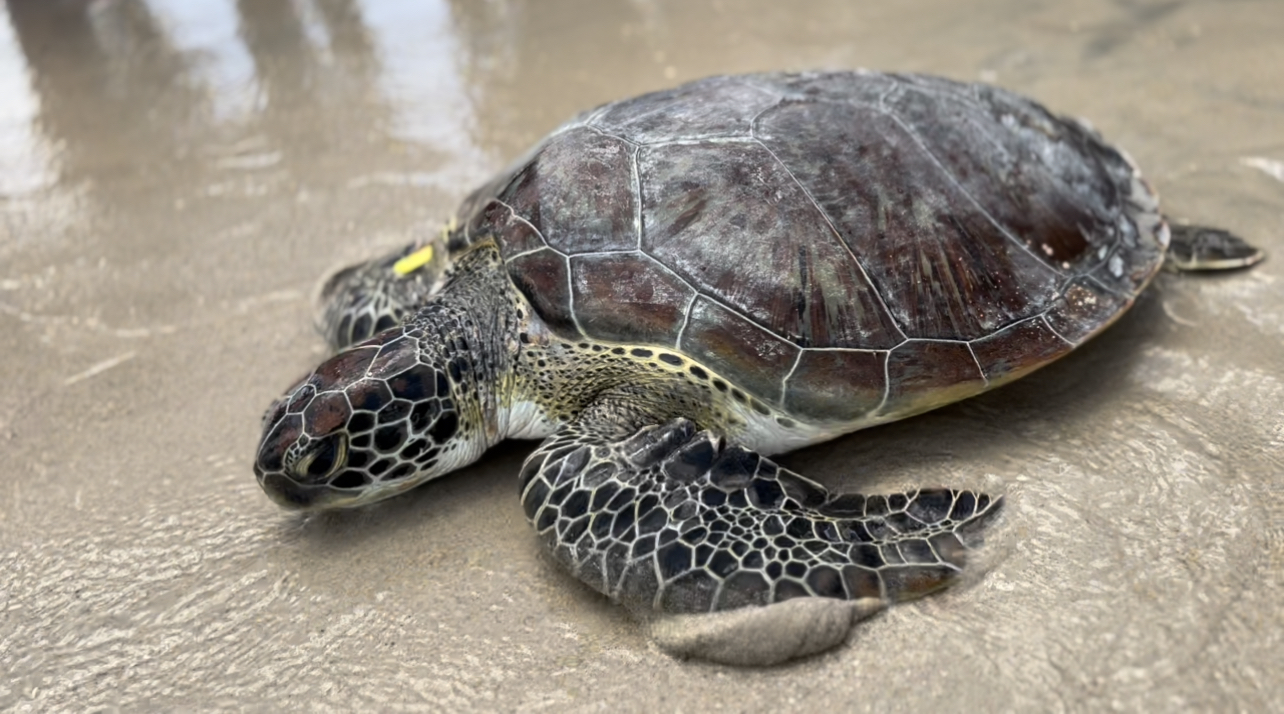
[5,0,203,197]
[0,2,53,198]
[445,0,661,155]
[147,0,257,124]
[235,0,332,113]
[0,0,890,219]
[0,0,491,213]
[356,0,487,186]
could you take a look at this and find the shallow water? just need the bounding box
[1,0,1281,710]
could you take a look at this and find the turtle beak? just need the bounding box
[256,471,363,511]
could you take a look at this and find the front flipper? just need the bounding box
[519,418,1002,665]
[1165,224,1264,272]
[315,238,449,351]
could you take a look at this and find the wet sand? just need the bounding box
[2,0,1281,710]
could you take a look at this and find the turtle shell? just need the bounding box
[453,72,1166,424]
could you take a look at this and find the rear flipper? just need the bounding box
[520,417,1002,665]
[1165,224,1264,272]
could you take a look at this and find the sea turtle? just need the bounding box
[253,71,1262,665]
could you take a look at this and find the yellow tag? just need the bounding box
[392,245,434,276]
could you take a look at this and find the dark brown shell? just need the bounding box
[454,72,1166,423]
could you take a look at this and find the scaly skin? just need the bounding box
[254,240,1002,666]
[519,412,999,614]
[256,242,517,509]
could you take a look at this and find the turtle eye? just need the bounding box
[294,434,348,482]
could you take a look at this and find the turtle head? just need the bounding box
[253,327,485,511]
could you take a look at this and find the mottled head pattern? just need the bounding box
[255,324,479,510]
